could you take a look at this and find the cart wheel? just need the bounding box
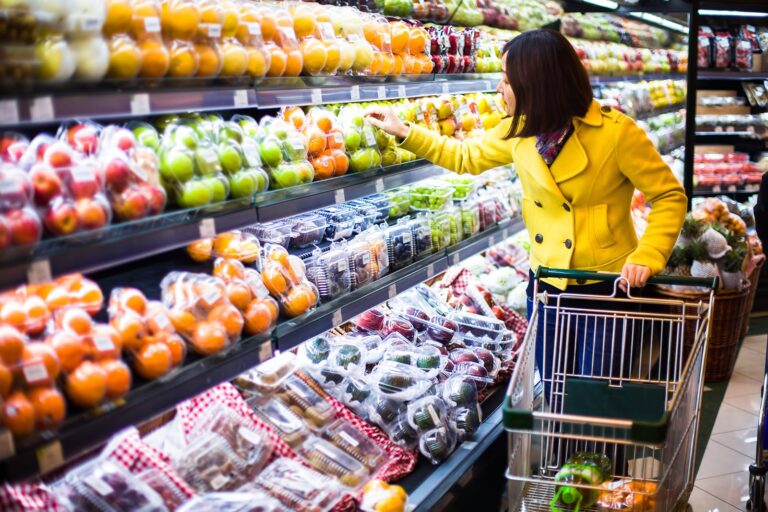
[748,473,766,512]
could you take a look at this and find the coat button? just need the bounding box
[535,234,543,244]
[562,203,571,212]
[564,239,572,249]
[535,201,543,208]
[577,279,586,285]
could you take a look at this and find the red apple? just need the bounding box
[0,169,31,210]
[112,128,136,152]
[143,185,166,215]
[68,166,100,199]
[44,200,79,236]
[113,188,149,221]
[6,208,41,246]
[44,142,73,169]
[67,124,99,155]
[103,157,131,193]
[0,218,9,250]
[74,197,108,230]
[29,163,63,206]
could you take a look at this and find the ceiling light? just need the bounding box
[629,12,689,33]
[698,9,768,17]
[581,0,619,9]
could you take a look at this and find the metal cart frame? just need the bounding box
[504,268,717,512]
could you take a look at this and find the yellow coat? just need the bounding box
[399,99,687,290]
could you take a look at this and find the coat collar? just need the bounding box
[574,99,604,127]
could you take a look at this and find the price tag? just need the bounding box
[427,263,435,278]
[234,90,249,107]
[206,23,222,38]
[130,94,151,115]
[0,429,15,460]
[502,228,510,239]
[210,474,228,491]
[93,335,115,353]
[30,96,54,121]
[713,185,722,193]
[484,80,494,91]
[726,126,735,133]
[388,284,397,299]
[714,126,723,133]
[36,441,64,474]
[0,100,19,124]
[259,341,273,361]
[338,430,359,447]
[451,253,460,266]
[334,188,346,204]
[81,16,101,31]
[311,89,323,105]
[85,475,113,496]
[350,85,360,102]
[375,178,384,193]
[27,259,52,285]
[441,82,450,94]
[728,185,737,192]
[398,85,406,98]
[144,16,160,33]
[332,309,343,326]
[199,218,216,238]
[490,235,497,246]
[318,23,335,40]
[247,23,261,36]
[377,86,386,99]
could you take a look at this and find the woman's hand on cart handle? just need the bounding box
[620,263,652,292]
[364,106,410,139]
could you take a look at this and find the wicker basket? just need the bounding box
[654,284,750,382]
[741,255,766,338]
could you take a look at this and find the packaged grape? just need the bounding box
[246,221,295,248]
[246,394,310,447]
[383,223,414,271]
[444,205,464,245]
[380,314,417,343]
[419,426,458,465]
[277,373,336,430]
[407,395,449,432]
[369,361,432,401]
[285,214,328,249]
[327,336,368,376]
[298,436,370,488]
[323,419,386,472]
[343,199,380,233]
[177,491,288,512]
[361,225,390,279]
[361,194,391,223]
[405,215,433,260]
[260,245,319,318]
[305,245,351,301]
[338,104,382,173]
[380,412,419,451]
[447,310,505,343]
[136,468,188,511]
[253,458,341,512]
[456,197,481,238]
[428,211,451,252]
[409,180,452,211]
[174,433,250,493]
[317,206,358,242]
[442,175,477,200]
[64,458,167,512]
[347,239,375,290]
[383,187,410,218]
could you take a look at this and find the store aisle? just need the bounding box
[691,335,767,511]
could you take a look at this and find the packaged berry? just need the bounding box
[406,215,434,260]
[347,239,375,290]
[360,225,390,279]
[317,206,358,242]
[305,245,351,301]
[298,436,370,488]
[176,491,288,512]
[343,200,380,233]
[407,395,449,432]
[714,33,731,68]
[246,395,311,447]
[735,38,752,69]
[253,458,341,512]
[174,433,250,493]
[369,360,433,401]
[419,426,458,465]
[323,419,386,472]
[136,468,188,511]
[277,373,337,430]
[361,193,391,223]
[383,223,414,271]
[247,221,295,248]
[285,214,328,249]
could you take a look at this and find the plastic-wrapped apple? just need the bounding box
[70,36,110,80]
[106,34,141,79]
[300,38,327,76]
[220,40,248,77]
[103,0,133,37]
[290,3,316,39]
[265,41,287,77]
[195,43,222,78]
[36,35,76,82]
[336,39,355,73]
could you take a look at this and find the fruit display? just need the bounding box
[259,244,319,318]
[305,245,352,301]
[284,106,349,181]
[186,229,261,263]
[694,152,765,192]
[212,258,279,336]
[338,104,382,173]
[594,80,686,118]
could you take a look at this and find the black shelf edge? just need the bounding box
[563,0,692,15]
[447,218,525,265]
[695,131,764,138]
[698,71,768,81]
[0,334,274,483]
[693,188,759,197]
[634,103,686,121]
[589,73,687,85]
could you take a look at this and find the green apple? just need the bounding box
[271,163,300,188]
[132,124,160,150]
[381,148,400,167]
[370,148,382,168]
[229,170,257,198]
[194,144,222,176]
[219,122,244,143]
[177,179,213,208]
[172,125,198,150]
[253,168,269,191]
[282,136,308,161]
[237,118,260,138]
[160,147,195,183]
[343,130,361,152]
[268,120,290,140]
[259,138,284,168]
[349,148,373,173]
[218,142,243,174]
[375,129,393,151]
[203,176,229,203]
[297,162,314,184]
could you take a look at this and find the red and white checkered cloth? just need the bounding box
[0,482,62,512]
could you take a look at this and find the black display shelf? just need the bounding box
[698,71,768,81]
[634,103,685,121]
[0,215,525,483]
[693,188,759,197]
[0,160,446,291]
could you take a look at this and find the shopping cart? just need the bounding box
[748,339,768,512]
[504,268,717,512]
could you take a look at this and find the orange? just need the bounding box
[195,44,223,78]
[314,113,334,133]
[262,266,288,296]
[23,296,49,331]
[195,282,226,309]
[99,359,132,399]
[90,324,122,360]
[264,297,279,319]
[169,309,196,336]
[117,288,147,315]
[258,10,278,42]
[130,0,162,40]
[47,331,87,373]
[28,387,66,430]
[21,343,60,384]
[134,341,173,380]
[1,300,26,329]
[379,52,394,75]
[160,333,186,366]
[306,128,327,155]
[283,107,306,130]
[331,149,349,175]
[59,308,93,335]
[112,311,147,352]
[104,0,134,37]
[161,0,200,40]
[2,391,35,436]
[245,46,268,77]
[43,286,70,311]
[74,282,104,314]
[220,0,239,38]
[311,154,334,180]
[244,299,275,335]
[286,255,306,284]
[0,363,10,398]
[168,40,200,77]
[323,41,340,74]
[368,51,382,75]
[390,22,409,54]
[416,54,432,73]
[192,321,228,355]
[187,238,213,262]
[268,246,290,265]
[138,39,170,78]
[220,40,249,77]
[0,325,24,365]
[197,0,223,40]
[208,304,243,339]
[226,281,253,311]
[363,22,379,46]
[283,49,303,77]
[65,361,107,408]
[300,38,327,76]
[392,54,403,75]
[292,5,316,39]
[282,287,312,317]
[213,258,246,281]
[409,28,428,55]
[326,130,344,150]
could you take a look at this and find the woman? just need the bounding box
[756,172,767,247]
[366,29,686,387]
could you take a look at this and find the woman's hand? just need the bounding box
[619,263,652,292]
[364,106,410,139]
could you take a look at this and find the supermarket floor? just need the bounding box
[691,327,768,512]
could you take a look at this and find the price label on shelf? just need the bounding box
[259,341,273,362]
[199,218,216,238]
[375,178,384,193]
[427,263,435,278]
[234,90,249,107]
[397,85,406,98]
[451,253,460,266]
[332,309,343,326]
[130,94,151,115]
[728,185,737,192]
[0,100,19,124]
[334,188,346,204]
[377,86,386,99]
[311,89,323,105]
[30,96,54,121]
[0,429,15,460]
[27,259,52,285]
[502,227,510,239]
[350,85,360,102]
[489,235,497,247]
[484,80,494,91]
[441,82,450,94]
[388,284,397,299]
[37,441,64,474]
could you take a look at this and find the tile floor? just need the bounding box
[692,335,767,511]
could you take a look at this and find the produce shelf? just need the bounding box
[588,73,686,85]
[634,103,685,121]
[693,188,759,197]
[698,71,768,81]
[0,160,446,291]
[0,215,525,483]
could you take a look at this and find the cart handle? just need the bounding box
[534,267,719,290]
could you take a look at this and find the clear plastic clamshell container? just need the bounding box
[318,206,358,242]
[176,490,288,512]
[384,222,414,271]
[327,336,368,376]
[407,395,449,432]
[254,458,341,512]
[174,433,250,493]
[428,211,452,252]
[246,395,311,447]
[298,436,370,488]
[383,187,411,218]
[409,180,453,211]
[447,310,506,343]
[382,343,444,379]
[343,200,380,233]
[306,246,351,301]
[323,419,386,472]
[380,412,419,451]
[347,239,375,290]
[406,216,434,260]
[286,214,328,249]
[276,373,337,430]
[369,360,433,401]
[360,193,391,223]
[419,426,458,465]
[234,352,298,394]
[442,175,477,200]
[247,221,295,248]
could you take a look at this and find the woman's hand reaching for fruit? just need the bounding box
[364,106,410,139]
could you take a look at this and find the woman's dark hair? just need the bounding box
[502,29,592,139]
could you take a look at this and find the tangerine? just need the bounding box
[264,296,279,319]
[169,309,196,336]
[368,51,382,74]
[112,311,147,352]
[306,128,327,155]
[192,321,228,355]
[311,154,335,180]
[161,0,200,40]
[160,333,186,366]
[262,266,288,296]
[268,246,290,265]
[187,238,213,262]
[2,391,35,436]
[244,299,275,335]
[300,38,327,76]
[43,286,70,311]
[195,44,223,78]
[282,287,312,317]
[292,5,316,39]
[258,10,278,42]
[314,113,334,133]
[0,325,24,365]
[226,281,253,311]
[0,301,26,329]
[0,363,10,398]
[138,39,170,79]
[118,288,147,315]
[323,41,340,74]
[65,361,107,408]
[59,308,93,335]
[213,258,246,281]
[326,130,344,150]
[99,359,132,399]
[208,304,244,339]
[245,46,268,77]
[283,107,306,130]
[104,0,134,37]
[220,40,249,77]
[168,40,200,77]
[283,49,303,76]
[379,52,394,75]
[145,305,175,335]
[331,149,349,175]
[74,282,104,313]
[197,0,223,40]
[392,54,403,75]
[286,255,306,284]
[23,296,49,331]
[47,331,86,373]
[130,0,162,40]
[390,22,409,54]
[134,341,173,380]
[90,324,122,360]
[28,387,66,430]
[21,343,60,384]
[409,28,428,55]
[220,0,240,39]
[266,43,287,77]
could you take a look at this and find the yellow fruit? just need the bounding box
[137,39,170,78]
[161,0,200,40]
[195,43,222,77]
[300,38,327,76]
[167,40,199,77]
[220,40,248,76]
[103,0,133,37]
[291,5,316,39]
[245,46,269,77]
[323,41,340,74]
[336,39,355,72]
[220,1,240,39]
